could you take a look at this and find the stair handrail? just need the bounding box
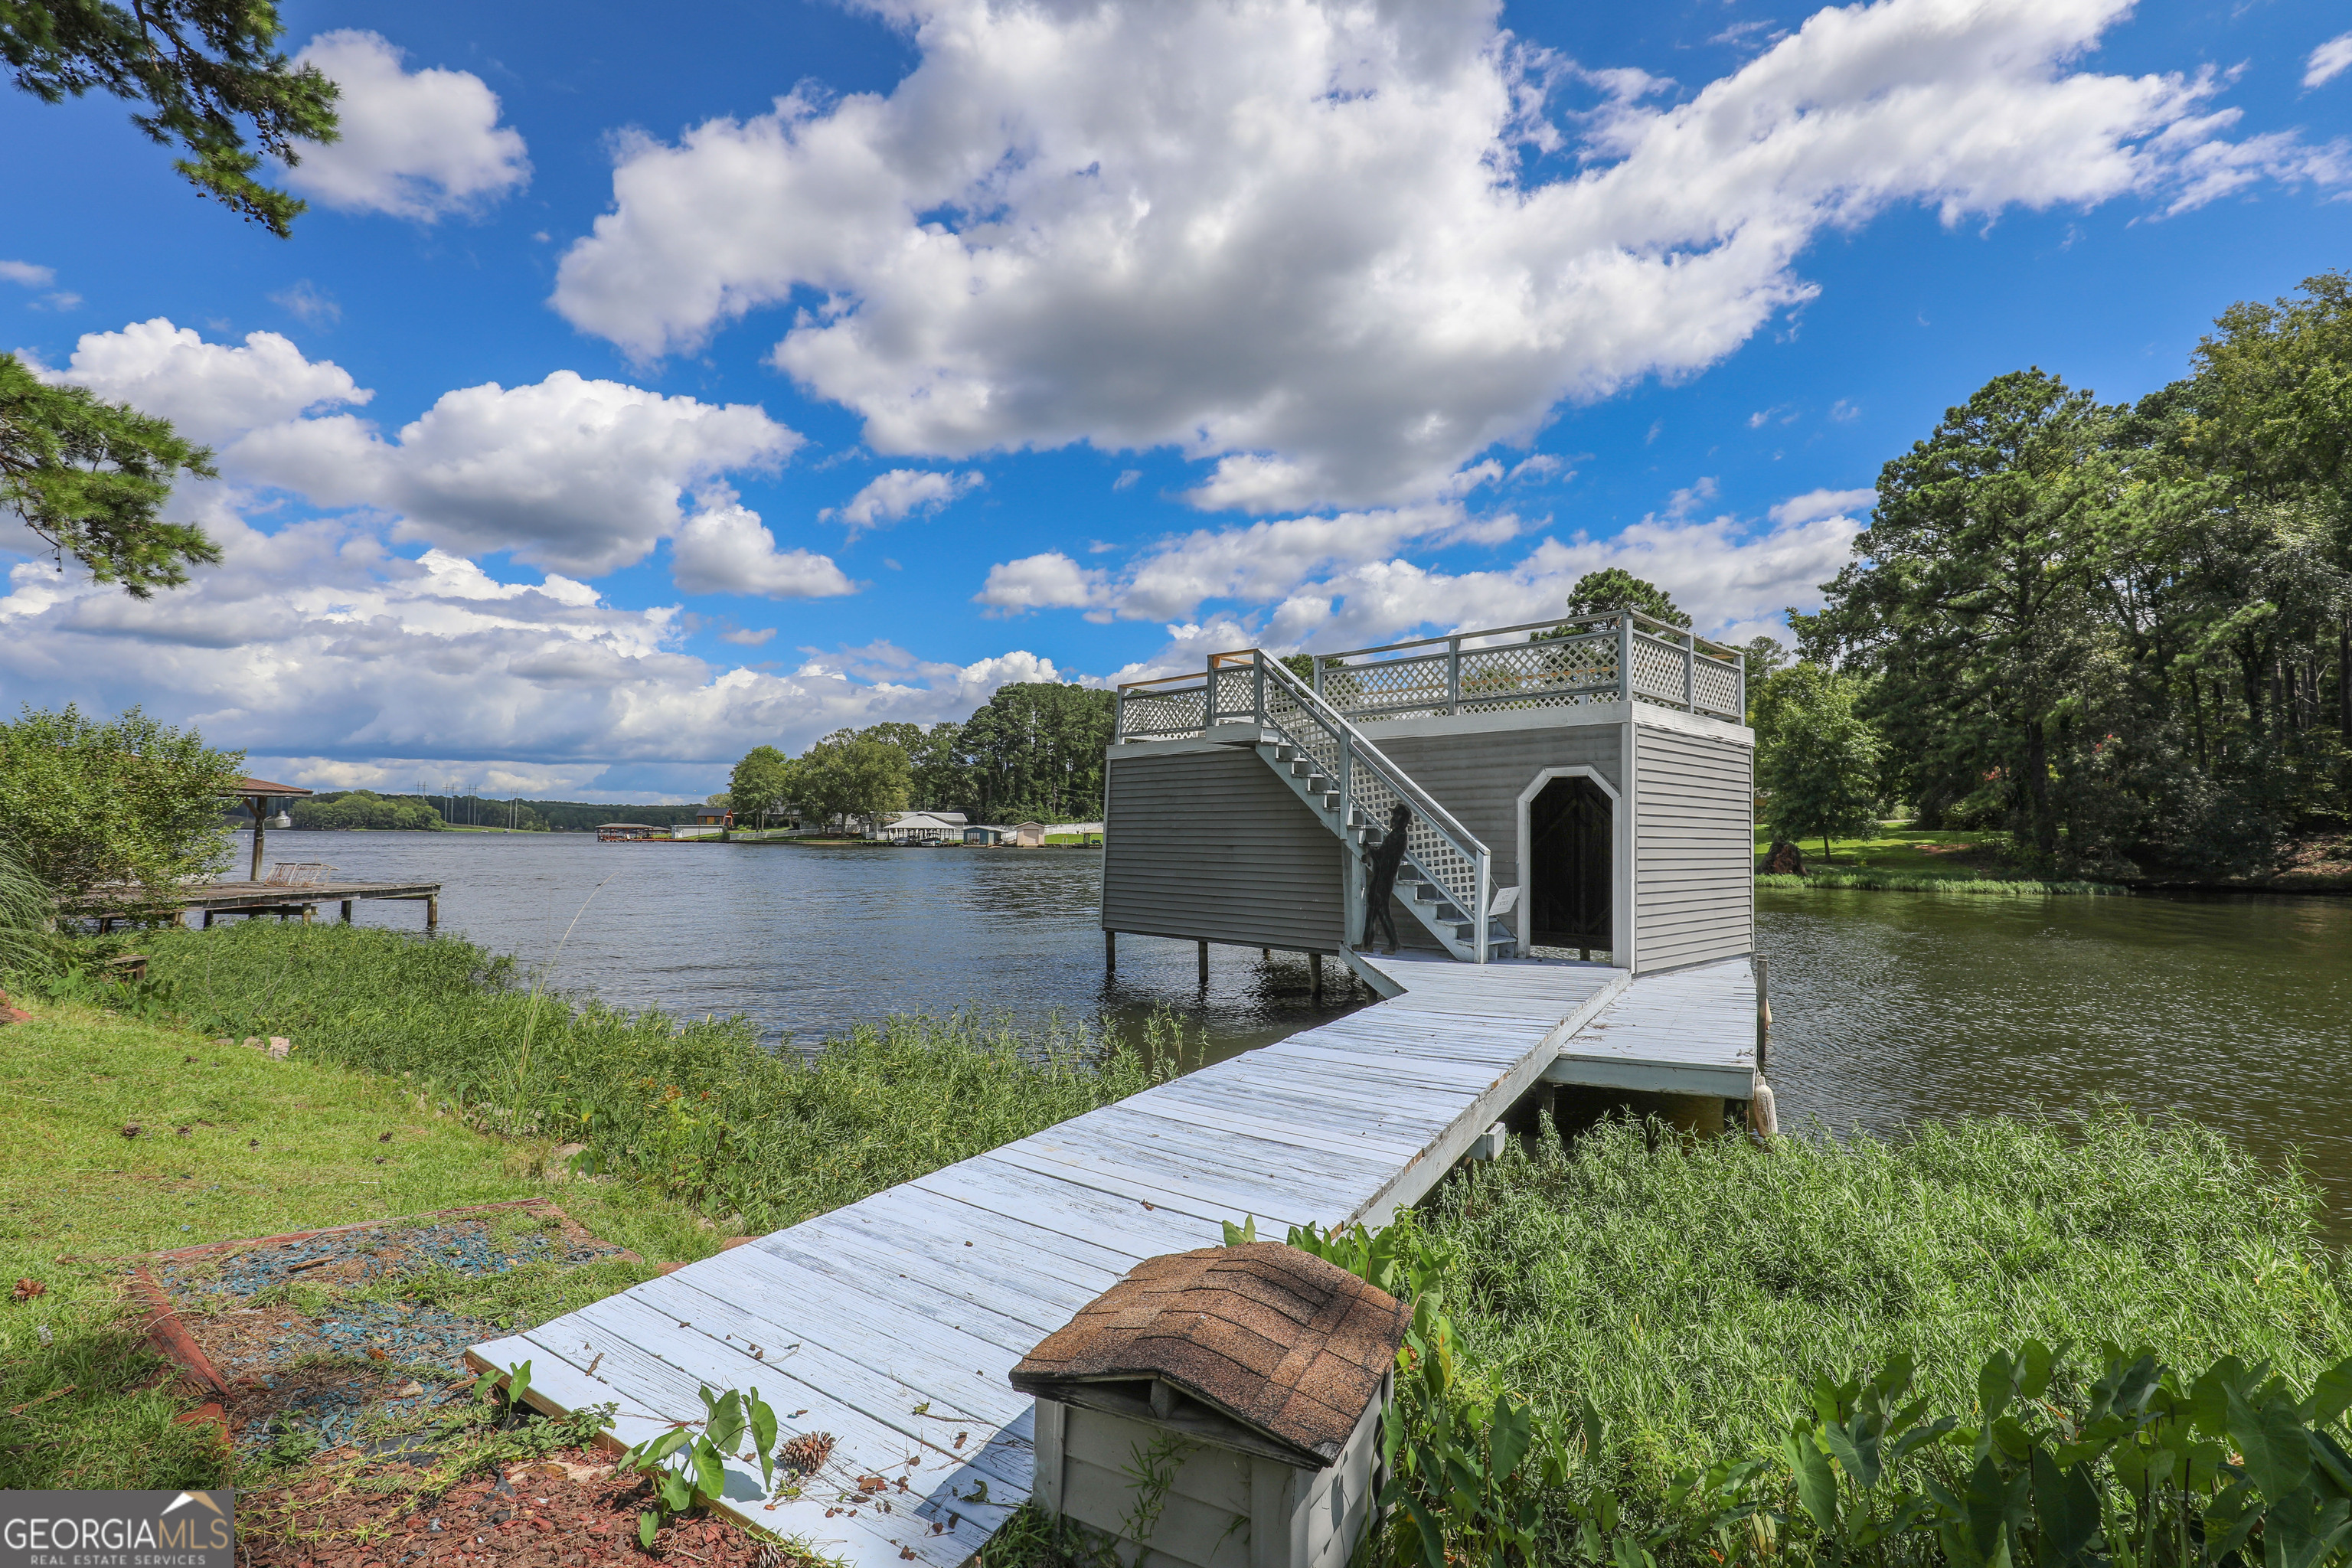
[1243,650,1494,962]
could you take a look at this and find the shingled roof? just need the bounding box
[1008,1243,1406,1468]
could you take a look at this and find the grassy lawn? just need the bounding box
[1753,821,2008,874]
[0,991,720,1491]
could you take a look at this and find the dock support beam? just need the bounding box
[340,900,354,924]
[1104,930,1116,973]
[1197,940,1209,985]
[201,910,214,929]
[1310,952,1324,1003]
[425,896,439,935]
[301,903,315,925]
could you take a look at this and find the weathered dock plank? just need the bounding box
[469,952,1754,1566]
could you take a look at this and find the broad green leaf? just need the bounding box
[1980,1351,2017,1423]
[1785,1427,1840,1534]
[1963,1451,2030,1564]
[1400,1495,1446,1568]
[748,1393,777,1461]
[2305,1358,2352,1429]
[2028,1447,2101,1568]
[1820,1417,1879,1491]
[2226,1380,2314,1501]
[2017,1341,2054,1402]
[694,1439,726,1503]
[2260,1481,2352,1568]
[1489,1393,1534,1482]
[660,1470,694,1512]
[639,1512,658,1549]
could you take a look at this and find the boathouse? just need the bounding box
[1102,612,1751,973]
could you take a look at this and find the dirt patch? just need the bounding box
[237,1447,811,1568]
[139,1204,640,1459]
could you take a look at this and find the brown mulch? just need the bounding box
[237,1449,806,1568]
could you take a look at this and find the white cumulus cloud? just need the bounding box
[286,31,531,220]
[551,0,2339,514]
[975,552,1112,615]
[0,501,1066,789]
[823,468,984,539]
[1769,487,1876,526]
[34,317,368,444]
[40,319,818,584]
[672,498,857,598]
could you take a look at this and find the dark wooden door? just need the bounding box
[1529,776,1611,956]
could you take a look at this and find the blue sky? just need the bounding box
[5,0,2350,799]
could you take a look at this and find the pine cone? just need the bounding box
[775,1432,836,1475]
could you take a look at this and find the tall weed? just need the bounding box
[1418,1112,2352,1547]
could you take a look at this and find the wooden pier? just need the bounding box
[74,879,444,932]
[466,953,1755,1567]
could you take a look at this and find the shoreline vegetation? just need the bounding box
[8,923,2350,1565]
[1753,822,2352,894]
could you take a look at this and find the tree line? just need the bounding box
[727,681,1117,833]
[1757,272,2349,878]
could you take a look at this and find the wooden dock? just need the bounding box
[71,880,443,932]
[468,955,1754,1566]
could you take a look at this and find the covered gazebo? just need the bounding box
[230,776,313,880]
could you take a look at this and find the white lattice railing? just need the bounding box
[1113,613,1745,741]
[1312,612,1744,724]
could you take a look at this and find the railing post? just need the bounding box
[1684,639,1696,712]
[1736,652,1747,724]
[1339,738,1361,949]
[1312,655,1323,701]
[1253,655,1266,730]
[1617,616,1633,704]
[1447,637,1462,716]
[1475,851,1490,964]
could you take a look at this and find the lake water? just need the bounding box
[237,831,2352,1220]
[233,830,1375,1058]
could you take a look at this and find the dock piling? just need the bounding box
[1104,930,1116,972]
[1311,952,1324,1003]
[1197,939,1209,985]
[425,895,439,934]
[340,900,353,924]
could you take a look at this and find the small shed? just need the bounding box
[694,806,733,827]
[1012,1243,1404,1568]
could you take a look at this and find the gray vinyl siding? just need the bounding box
[1102,747,1345,951]
[1371,727,1622,894]
[1634,724,1753,970]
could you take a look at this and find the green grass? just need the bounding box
[1752,823,2135,893]
[1754,823,2006,874]
[0,992,711,1491]
[1417,1111,2352,1540]
[125,920,1168,1233]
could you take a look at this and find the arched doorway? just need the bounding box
[1527,774,1612,959]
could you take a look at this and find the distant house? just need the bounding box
[874,810,969,843]
[695,806,733,827]
[965,821,1047,847]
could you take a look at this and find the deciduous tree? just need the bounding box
[1753,665,1883,864]
[0,703,243,903]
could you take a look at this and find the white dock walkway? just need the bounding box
[469,956,1753,1566]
